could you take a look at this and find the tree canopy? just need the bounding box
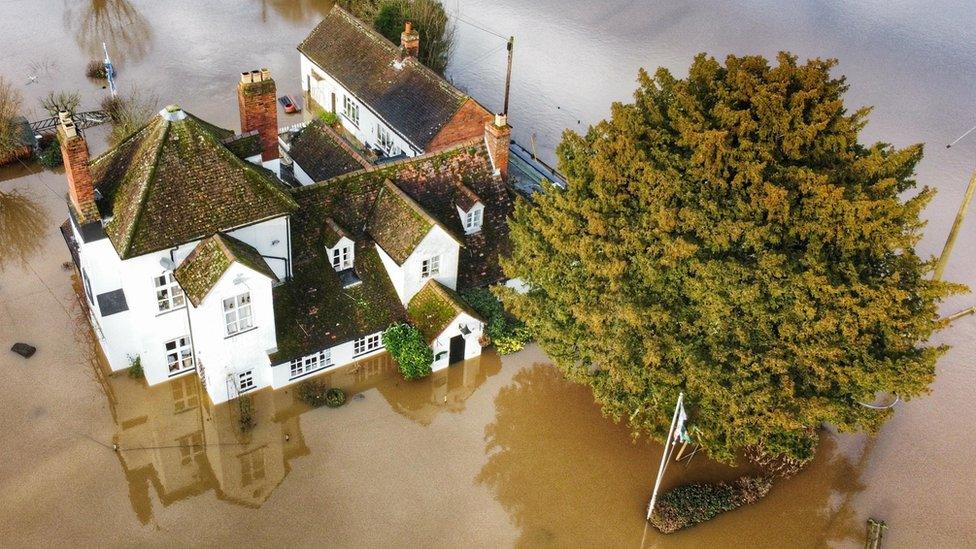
[373,0,452,74]
[497,52,961,463]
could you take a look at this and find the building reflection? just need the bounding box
[62,0,153,63]
[96,341,499,521]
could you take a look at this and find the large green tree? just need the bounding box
[497,53,960,463]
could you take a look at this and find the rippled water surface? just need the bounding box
[1,1,975,546]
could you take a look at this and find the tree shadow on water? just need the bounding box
[476,363,871,548]
[0,190,49,272]
[62,0,153,64]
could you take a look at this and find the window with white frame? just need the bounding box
[331,243,354,271]
[421,255,441,279]
[376,125,400,156]
[223,293,253,336]
[165,336,194,374]
[353,333,383,356]
[343,95,360,127]
[464,207,483,233]
[154,272,185,312]
[238,369,255,392]
[289,349,334,379]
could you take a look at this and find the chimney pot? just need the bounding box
[405,21,412,33]
[260,68,271,81]
[241,71,252,84]
[401,21,420,58]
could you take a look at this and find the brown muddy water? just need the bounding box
[2,1,976,547]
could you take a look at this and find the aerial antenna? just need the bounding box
[502,36,514,116]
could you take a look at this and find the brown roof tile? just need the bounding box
[288,120,365,182]
[175,233,278,307]
[298,6,468,150]
[89,108,298,259]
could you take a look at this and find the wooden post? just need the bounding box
[943,305,976,324]
[502,37,514,116]
[934,170,976,281]
[865,518,887,549]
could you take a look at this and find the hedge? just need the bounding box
[461,288,532,354]
[649,475,773,534]
[383,323,433,380]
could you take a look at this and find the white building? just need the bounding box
[298,5,493,160]
[61,44,514,404]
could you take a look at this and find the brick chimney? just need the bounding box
[237,68,279,162]
[401,21,420,58]
[57,112,99,224]
[485,113,511,181]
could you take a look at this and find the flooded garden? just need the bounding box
[2,0,976,546]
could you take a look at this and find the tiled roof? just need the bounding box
[454,184,481,211]
[366,180,436,264]
[273,140,511,362]
[407,279,483,343]
[175,233,278,307]
[288,120,365,182]
[221,131,262,159]
[89,107,298,259]
[298,6,467,150]
[323,217,351,248]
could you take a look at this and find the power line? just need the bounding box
[446,9,508,40]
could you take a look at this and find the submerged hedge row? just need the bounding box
[649,475,773,534]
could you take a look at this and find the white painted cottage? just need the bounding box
[60,17,515,405]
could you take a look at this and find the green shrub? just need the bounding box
[238,395,255,433]
[297,380,328,407]
[318,110,339,126]
[86,60,107,79]
[325,387,346,408]
[36,137,62,169]
[649,476,773,534]
[127,355,144,379]
[383,323,433,380]
[462,288,532,354]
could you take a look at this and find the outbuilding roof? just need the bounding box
[288,120,366,182]
[298,5,469,150]
[89,106,298,259]
[175,232,278,307]
[407,279,483,343]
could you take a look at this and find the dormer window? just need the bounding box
[463,207,483,233]
[331,242,354,271]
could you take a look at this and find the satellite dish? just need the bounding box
[160,257,176,271]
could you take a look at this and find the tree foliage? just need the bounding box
[383,323,433,380]
[0,76,23,160]
[497,53,961,463]
[373,0,453,74]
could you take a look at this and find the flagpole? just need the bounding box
[646,392,683,521]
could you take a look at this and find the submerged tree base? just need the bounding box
[649,476,773,534]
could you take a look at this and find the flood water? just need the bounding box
[2,0,976,547]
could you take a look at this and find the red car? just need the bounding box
[278,95,301,114]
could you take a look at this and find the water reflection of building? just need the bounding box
[106,371,308,523]
[99,345,499,521]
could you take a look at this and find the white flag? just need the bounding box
[672,399,689,443]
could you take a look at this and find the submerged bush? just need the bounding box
[325,387,346,408]
[86,60,108,79]
[318,110,339,126]
[649,476,773,534]
[383,323,433,380]
[36,137,62,169]
[127,355,144,379]
[745,430,818,478]
[462,288,532,354]
[238,395,255,433]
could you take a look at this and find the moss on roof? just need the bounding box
[175,233,278,307]
[221,131,262,159]
[89,108,298,259]
[288,120,364,182]
[407,280,484,343]
[366,180,434,264]
[323,217,351,248]
[298,5,468,149]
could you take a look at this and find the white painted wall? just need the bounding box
[398,226,460,304]
[268,332,386,389]
[73,214,291,402]
[187,262,277,404]
[429,312,484,372]
[300,54,421,157]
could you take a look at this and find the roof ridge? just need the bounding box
[117,119,171,257]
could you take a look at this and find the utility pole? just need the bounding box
[934,124,976,281]
[503,36,514,116]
